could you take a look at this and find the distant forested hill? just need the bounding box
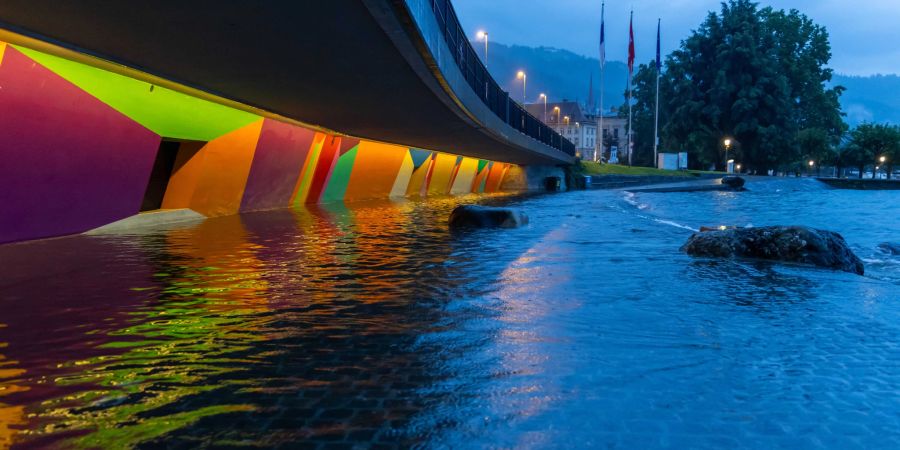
[832,74,900,126]
[484,42,899,126]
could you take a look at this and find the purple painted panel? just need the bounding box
[0,47,160,244]
[240,119,315,212]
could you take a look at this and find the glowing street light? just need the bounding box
[553,106,561,129]
[516,71,527,104]
[809,160,815,167]
[880,155,887,164]
[736,164,742,172]
[476,30,489,66]
[539,93,548,122]
[723,138,733,172]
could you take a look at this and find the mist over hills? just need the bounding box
[484,42,900,127]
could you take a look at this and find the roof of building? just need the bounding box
[525,100,590,125]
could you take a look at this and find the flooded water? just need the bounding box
[1,178,899,449]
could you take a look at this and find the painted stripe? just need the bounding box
[292,133,326,206]
[450,157,479,195]
[320,144,359,203]
[305,135,342,204]
[390,151,415,198]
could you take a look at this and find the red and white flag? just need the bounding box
[628,11,635,74]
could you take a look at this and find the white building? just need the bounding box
[526,100,600,160]
[527,100,628,162]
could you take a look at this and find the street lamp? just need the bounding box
[723,138,732,172]
[736,164,742,172]
[476,30,489,67]
[516,71,527,104]
[539,93,547,122]
[553,106,561,130]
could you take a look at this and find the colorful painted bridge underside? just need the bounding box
[0,41,521,244]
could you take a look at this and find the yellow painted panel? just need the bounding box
[406,156,433,197]
[427,153,458,196]
[0,42,7,66]
[450,157,479,194]
[292,133,326,206]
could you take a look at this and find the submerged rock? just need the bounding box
[878,242,900,256]
[681,226,864,275]
[721,176,746,189]
[449,205,528,229]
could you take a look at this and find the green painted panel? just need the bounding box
[477,160,489,173]
[17,46,260,141]
[320,145,359,204]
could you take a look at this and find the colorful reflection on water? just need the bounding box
[1,182,899,448]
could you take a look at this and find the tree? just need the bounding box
[797,128,834,176]
[661,0,845,173]
[846,123,900,179]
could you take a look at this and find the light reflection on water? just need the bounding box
[0,182,899,448]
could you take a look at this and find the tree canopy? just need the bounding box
[627,0,846,172]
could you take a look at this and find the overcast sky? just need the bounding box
[453,0,900,76]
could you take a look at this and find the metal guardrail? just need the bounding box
[427,0,575,157]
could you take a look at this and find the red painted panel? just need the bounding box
[0,47,160,244]
[305,135,342,204]
[240,119,316,212]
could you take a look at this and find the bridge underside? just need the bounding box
[0,1,568,165]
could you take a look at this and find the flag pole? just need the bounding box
[597,2,605,163]
[627,10,634,166]
[653,18,661,168]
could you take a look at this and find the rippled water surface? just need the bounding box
[1,179,899,449]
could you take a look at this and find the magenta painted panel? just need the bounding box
[0,47,160,244]
[240,119,316,212]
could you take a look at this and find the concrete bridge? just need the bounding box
[0,1,573,244]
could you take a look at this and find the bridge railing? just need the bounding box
[427,0,575,158]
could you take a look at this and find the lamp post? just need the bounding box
[516,71,527,104]
[539,93,547,122]
[808,160,815,177]
[736,164,742,173]
[476,30,489,66]
[553,106,561,132]
[723,138,732,172]
[879,155,887,179]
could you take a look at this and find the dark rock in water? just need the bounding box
[721,176,746,189]
[878,242,900,256]
[449,205,528,229]
[681,226,864,275]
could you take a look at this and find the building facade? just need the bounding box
[526,100,598,160]
[526,101,628,162]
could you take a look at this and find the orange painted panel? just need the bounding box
[0,42,7,66]
[186,119,264,217]
[161,141,206,209]
[427,153,458,196]
[344,141,408,202]
[485,163,509,193]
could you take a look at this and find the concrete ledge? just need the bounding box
[85,209,206,235]
[590,174,715,190]
[817,178,900,190]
